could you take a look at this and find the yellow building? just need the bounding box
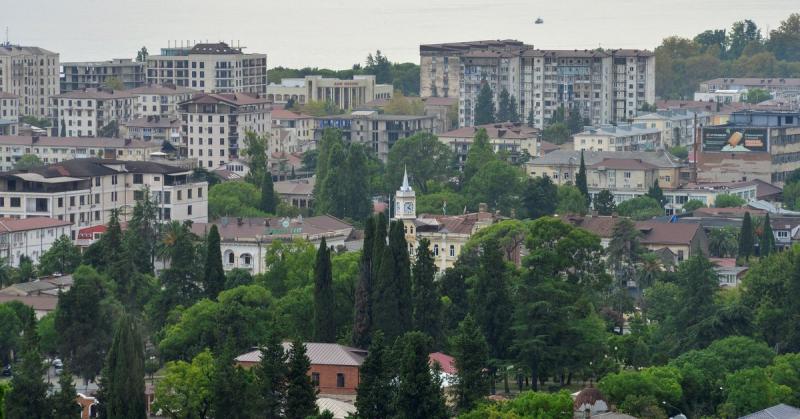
[393,169,499,271]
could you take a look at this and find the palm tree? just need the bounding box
[157,221,193,266]
[708,227,739,258]
[0,257,11,287]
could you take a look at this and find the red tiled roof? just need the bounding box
[429,352,457,375]
[0,217,71,232]
[636,221,701,245]
[271,109,312,120]
[237,342,367,367]
[0,294,58,311]
[589,158,657,170]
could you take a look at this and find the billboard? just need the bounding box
[702,127,769,152]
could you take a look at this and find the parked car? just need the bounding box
[2,364,11,377]
[53,358,63,369]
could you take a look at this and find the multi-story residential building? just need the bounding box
[146,42,267,95]
[121,116,182,150]
[179,92,271,168]
[270,109,315,154]
[699,78,800,96]
[573,123,662,152]
[50,88,136,137]
[267,75,392,110]
[420,41,656,128]
[0,217,73,267]
[633,109,710,147]
[127,83,196,118]
[0,92,19,135]
[60,59,146,92]
[438,122,540,169]
[315,111,435,162]
[0,43,59,119]
[694,89,747,104]
[699,110,800,185]
[0,135,162,171]
[0,159,208,233]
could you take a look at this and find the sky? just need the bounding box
[3,0,797,68]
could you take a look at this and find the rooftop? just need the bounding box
[703,77,800,87]
[0,294,58,312]
[125,84,196,95]
[189,42,242,55]
[576,123,661,138]
[183,92,269,106]
[0,217,72,233]
[236,342,368,367]
[637,220,702,245]
[123,116,182,129]
[55,88,137,100]
[0,135,160,149]
[530,149,682,169]
[740,403,800,419]
[0,45,57,56]
[439,122,539,140]
[190,215,353,242]
[0,158,190,179]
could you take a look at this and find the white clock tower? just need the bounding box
[394,167,416,220]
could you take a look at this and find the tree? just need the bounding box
[104,77,124,90]
[13,154,43,170]
[683,199,705,212]
[647,180,667,208]
[252,332,287,418]
[50,365,81,419]
[719,367,792,418]
[739,211,755,259]
[452,315,489,412]
[728,19,762,59]
[152,349,215,419]
[384,90,425,115]
[745,88,772,103]
[260,172,278,213]
[98,314,146,419]
[465,160,523,215]
[364,50,392,85]
[211,345,256,419]
[471,238,512,362]
[542,122,570,144]
[760,213,776,257]
[394,332,448,419]
[136,46,149,62]
[594,189,616,215]
[616,196,663,220]
[411,238,442,345]
[385,133,452,194]
[527,108,535,128]
[463,128,496,183]
[99,120,119,138]
[556,185,588,215]
[313,237,336,342]
[285,340,318,419]
[352,217,375,349]
[768,13,800,61]
[203,225,225,299]
[673,254,720,353]
[576,151,589,204]
[315,134,372,220]
[372,222,411,342]
[460,390,574,418]
[3,322,49,418]
[496,88,512,122]
[567,108,584,134]
[521,176,558,219]
[208,181,265,218]
[243,131,268,185]
[715,193,746,208]
[474,82,495,125]
[0,303,24,365]
[708,227,739,258]
[355,332,394,418]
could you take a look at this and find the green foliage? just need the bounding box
[669,145,689,160]
[739,212,755,259]
[19,115,51,128]
[760,213,776,257]
[521,175,558,219]
[708,226,739,258]
[352,218,375,349]
[4,324,49,418]
[394,332,448,419]
[0,303,23,365]
[465,160,523,215]
[616,196,663,220]
[715,193,746,208]
[452,315,489,412]
[208,181,266,218]
[417,191,468,216]
[495,89,519,123]
[385,133,452,194]
[576,151,589,204]
[12,154,43,170]
[542,122,570,144]
[49,365,82,418]
[594,189,616,215]
[412,238,442,345]
[745,87,773,103]
[471,238,512,361]
[104,76,124,90]
[135,46,148,62]
[383,90,425,115]
[719,367,792,417]
[243,131,268,185]
[647,180,667,208]
[474,82,495,125]
[36,311,58,358]
[463,128,496,184]
[355,332,394,418]
[260,172,278,214]
[682,199,705,212]
[253,332,287,417]
[372,221,412,342]
[598,366,682,417]
[285,340,318,419]
[152,349,215,419]
[459,390,574,419]
[313,238,336,342]
[98,314,146,419]
[556,185,588,215]
[203,225,225,299]
[211,346,256,419]
[315,130,371,220]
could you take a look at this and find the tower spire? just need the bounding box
[401,165,411,192]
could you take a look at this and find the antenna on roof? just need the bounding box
[4,27,8,46]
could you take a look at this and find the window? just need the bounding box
[449,245,455,257]
[228,252,235,264]
[177,190,182,201]
[111,191,118,202]
[311,373,320,387]
[10,197,20,207]
[777,230,789,239]
[57,197,63,208]
[111,175,118,185]
[336,373,345,388]
[677,250,685,262]
[95,177,101,186]
[95,193,100,203]
[188,189,192,199]
[188,205,193,215]
[133,174,143,184]
[624,172,631,179]
[198,187,203,198]
[433,244,439,256]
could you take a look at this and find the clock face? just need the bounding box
[404,202,414,213]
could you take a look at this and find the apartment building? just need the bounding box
[315,111,435,162]
[0,92,19,135]
[573,123,662,152]
[50,88,136,137]
[179,92,271,168]
[267,75,393,110]
[0,43,60,118]
[633,109,711,147]
[121,116,182,149]
[0,135,162,171]
[419,41,656,128]
[694,89,747,104]
[127,84,196,118]
[146,42,268,95]
[699,78,800,96]
[438,122,540,169]
[270,109,315,154]
[0,159,208,233]
[0,217,73,267]
[60,59,146,92]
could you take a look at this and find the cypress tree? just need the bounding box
[471,238,512,361]
[343,144,372,221]
[98,313,146,419]
[372,246,400,341]
[285,340,318,419]
[647,179,667,208]
[394,332,448,419]
[254,332,287,418]
[355,332,394,418]
[496,88,511,122]
[204,225,225,299]
[212,343,256,419]
[412,238,442,346]
[452,315,490,412]
[509,95,520,123]
[313,238,336,342]
[739,211,755,259]
[4,322,49,418]
[371,213,388,286]
[576,150,590,205]
[527,108,535,128]
[260,172,278,214]
[474,82,496,125]
[51,366,82,419]
[390,221,412,335]
[760,213,776,257]
[352,217,375,348]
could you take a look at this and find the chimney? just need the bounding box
[236,217,243,226]
[32,135,39,143]
[478,203,488,213]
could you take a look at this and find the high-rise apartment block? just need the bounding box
[0,44,59,119]
[60,59,146,92]
[420,40,655,128]
[146,42,267,95]
[50,88,136,137]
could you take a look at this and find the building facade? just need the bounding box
[315,111,435,161]
[573,123,662,152]
[438,122,540,168]
[0,44,59,119]
[146,42,267,95]
[60,59,146,92]
[633,109,710,147]
[179,92,271,168]
[121,116,182,150]
[699,78,800,96]
[0,217,73,267]
[50,88,136,137]
[127,84,196,118]
[270,109,315,154]
[0,92,18,135]
[267,75,392,110]
[0,159,208,233]
[0,135,162,171]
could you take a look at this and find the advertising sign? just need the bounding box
[702,127,768,152]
